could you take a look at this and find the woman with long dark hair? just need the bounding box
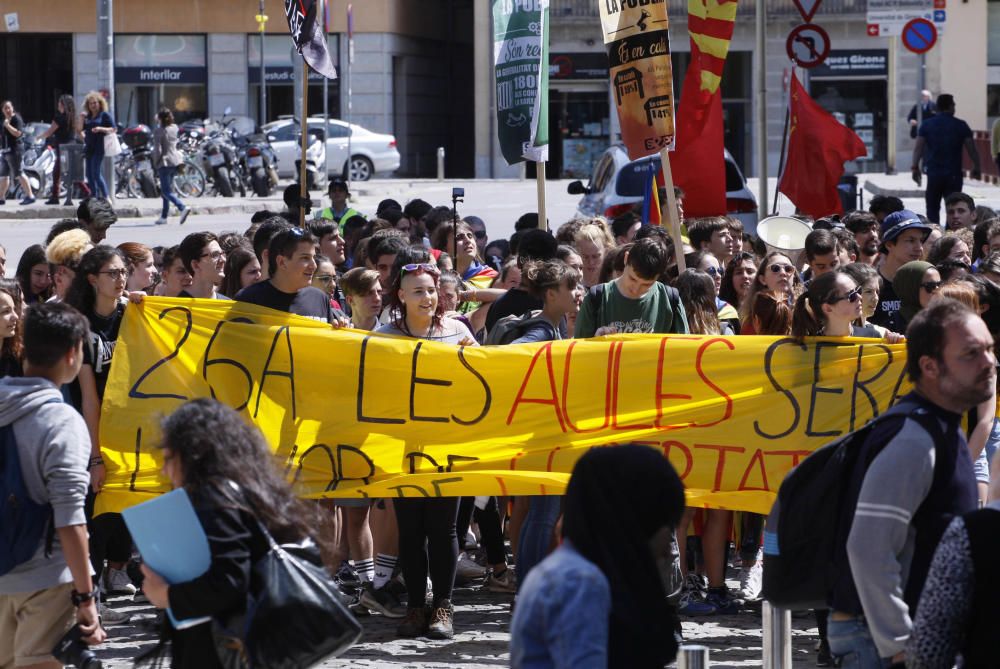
[64,245,136,624]
[38,94,80,204]
[719,251,758,314]
[0,278,23,377]
[740,251,803,334]
[791,270,878,338]
[220,245,261,300]
[511,444,685,669]
[152,108,190,226]
[375,262,475,639]
[139,398,319,668]
[15,244,52,304]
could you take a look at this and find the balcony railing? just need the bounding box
[551,0,867,20]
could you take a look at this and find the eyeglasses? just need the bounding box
[769,263,796,274]
[201,250,224,261]
[703,266,723,277]
[828,286,863,304]
[313,274,335,284]
[400,263,440,278]
[98,268,128,280]
[921,280,942,293]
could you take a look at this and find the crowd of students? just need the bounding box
[3,178,1000,668]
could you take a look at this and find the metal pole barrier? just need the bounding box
[762,601,792,669]
[677,644,710,669]
[437,147,445,181]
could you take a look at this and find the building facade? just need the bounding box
[0,0,474,177]
[474,0,991,181]
[0,0,991,181]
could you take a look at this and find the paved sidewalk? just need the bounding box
[93,584,823,668]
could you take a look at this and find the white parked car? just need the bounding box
[263,117,400,181]
[568,144,759,236]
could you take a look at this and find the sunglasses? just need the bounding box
[828,285,863,305]
[921,280,942,293]
[703,266,723,277]
[769,263,796,274]
[400,263,440,278]
[313,274,335,284]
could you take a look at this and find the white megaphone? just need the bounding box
[756,216,813,256]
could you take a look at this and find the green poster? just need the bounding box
[492,0,549,165]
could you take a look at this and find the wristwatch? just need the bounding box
[71,587,99,606]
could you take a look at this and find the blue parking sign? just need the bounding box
[934,10,945,22]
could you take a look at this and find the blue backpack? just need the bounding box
[0,419,55,576]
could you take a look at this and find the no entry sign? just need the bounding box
[901,17,937,54]
[786,23,831,69]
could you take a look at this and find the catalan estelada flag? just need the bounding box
[668,0,738,218]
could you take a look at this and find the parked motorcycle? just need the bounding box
[122,124,158,198]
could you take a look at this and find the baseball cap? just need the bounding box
[879,209,930,252]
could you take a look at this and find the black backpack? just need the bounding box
[484,310,556,345]
[0,411,57,576]
[761,398,945,610]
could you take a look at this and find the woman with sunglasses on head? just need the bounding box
[739,251,803,334]
[375,262,475,639]
[892,260,941,332]
[64,245,137,624]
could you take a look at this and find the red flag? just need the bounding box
[778,74,866,218]
[668,0,738,218]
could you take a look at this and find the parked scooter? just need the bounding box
[295,129,328,192]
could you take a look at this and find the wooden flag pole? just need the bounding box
[658,148,686,273]
[536,161,547,230]
[298,58,310,228]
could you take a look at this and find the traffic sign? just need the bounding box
[867,0,934,36]
[901,17,937,54]
[786,23,831,69]
[792,0,823,23]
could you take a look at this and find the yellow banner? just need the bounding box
[98,298,912,515]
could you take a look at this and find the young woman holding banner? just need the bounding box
[375,262,476,639]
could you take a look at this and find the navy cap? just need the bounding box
[880,209,930,251]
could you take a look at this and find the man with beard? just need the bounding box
[844,212,880,267]
[827,299,993,668]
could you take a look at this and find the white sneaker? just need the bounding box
[104,567,137,596]
[99,602,133,626]
[738,549,763,601]
[455,552,487,582]
[154,217,167,225]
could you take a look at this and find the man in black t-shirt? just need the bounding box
[177,231,229,299]
[0,100,34,205]
[236,227,337,323]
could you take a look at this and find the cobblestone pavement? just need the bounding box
[94,582,823,668]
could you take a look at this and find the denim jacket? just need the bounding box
[510,542,611,669]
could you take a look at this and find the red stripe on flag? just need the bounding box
[688,16,736,41]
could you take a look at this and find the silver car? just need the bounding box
[568,144,759,236]
[263,117,400,181]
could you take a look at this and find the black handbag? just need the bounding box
[212,519,362,669]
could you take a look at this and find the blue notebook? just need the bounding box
[122,488,212,629]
